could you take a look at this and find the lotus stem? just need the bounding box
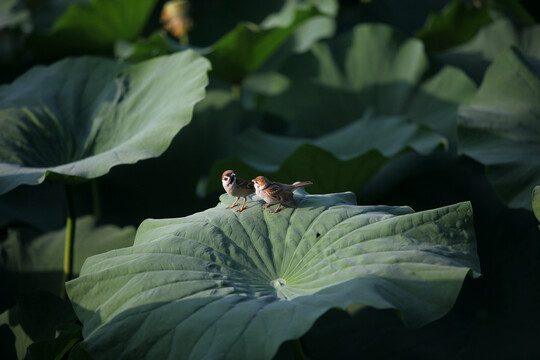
[91,179,102,220]
[290,339,305,360]
[62,184,76,298]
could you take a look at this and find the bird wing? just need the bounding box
[236,177,255,191]
[267,183,298,207]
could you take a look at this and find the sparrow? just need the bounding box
[252,176,313,213]
[222,170,255,212]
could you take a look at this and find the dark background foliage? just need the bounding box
[1,0,539,359]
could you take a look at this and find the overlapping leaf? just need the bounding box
[45,0,158,53]
[0,216,135,304]
[415,0,493,52]
[67,191,480,359]
[207,112,446,194]
[435,18,540,82]
[117,0,336,78]
[458,47,540,210]
[0,50,210,195]
[208,0,336,83]
[210,24,475,197]
[261,23,476,142]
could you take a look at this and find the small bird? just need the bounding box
[252,176,313,213]
[222,170,255,212]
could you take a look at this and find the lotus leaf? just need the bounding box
[458,47,540,210]
[207,112,446,194]
[0,50,210,195]
[208,1,335,84]
[262,23,476,143]
[415,0,493,52]
[67,190,480,359]
[51,0,158,52]
[435,18,540,82]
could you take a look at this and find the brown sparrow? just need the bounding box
[252,176,313,213]
[222,170,255,212]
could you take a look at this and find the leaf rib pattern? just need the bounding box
[67,191,480,359]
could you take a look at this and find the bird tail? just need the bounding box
[292,181,313,189]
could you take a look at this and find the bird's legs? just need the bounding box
[226,197,239,209]
[235,197,248,212]
[269,204,282,213]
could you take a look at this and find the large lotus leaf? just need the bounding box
[206,112,446,194]
[208,9,324,83]
[262,23,476,141]
[0,50,210,195]
[66,191,480,359]
[414,0,493,52]
[115,0,335,75]
[126,0,334,52]
[254,0,337,70]
[457,47,540,210]
[42,0,158,53]
[300,153,540,358]
[0,215,135,307]
[207,0,335,84]
[435,18,540,83]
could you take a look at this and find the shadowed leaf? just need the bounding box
[207,112,446,194]
[458,47,540,210]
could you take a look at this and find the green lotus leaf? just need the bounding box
[208,0,335,83]
[67,191,480,359]
[115,0,335,76]
[206,112,446,194]
[0,216,135,303]
[457,47,540,210]
[414,0,493,52]
[435,18,540,83]
[49,0,158,52]
[262,23,476,143]
[0,50,210,195]
[534,186,540,225]
[115,31,181,63]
